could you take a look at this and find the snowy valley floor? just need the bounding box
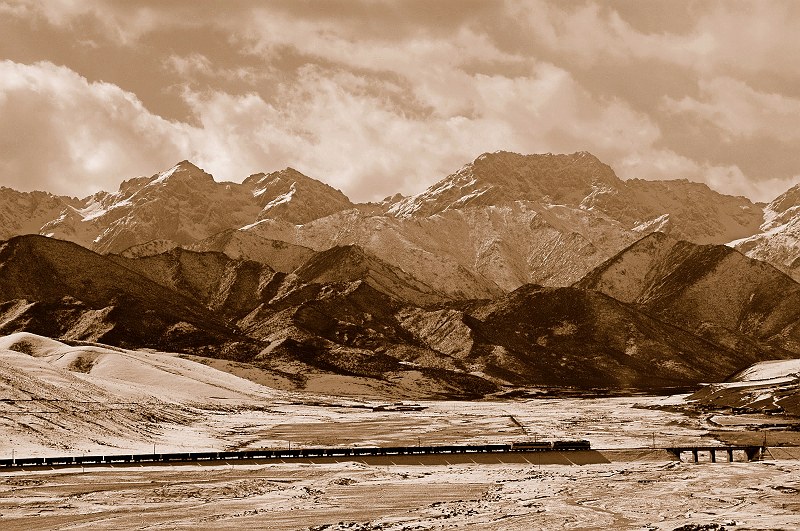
[2,334,800,530]
[2,457,800,530]
[2,393,800,531]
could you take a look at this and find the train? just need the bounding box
[0,440,592,468]
[511,440,591,451]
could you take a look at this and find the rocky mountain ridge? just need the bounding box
[577,232,800,357]
[732,183,800,282]
[1,232,797,397]
[387,151,763,244]
[1,151,795,296]
[18,161,353,254]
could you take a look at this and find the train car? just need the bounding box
[552,439,591,450]
[511,441,552,451]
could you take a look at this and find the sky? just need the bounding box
[1,0,799,203]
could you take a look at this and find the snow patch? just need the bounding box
[262,183,296,209]
[734,358,800,382]
[152,163,181,184]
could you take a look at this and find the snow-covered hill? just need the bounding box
[687,357,800,416]
[0,332,281,455]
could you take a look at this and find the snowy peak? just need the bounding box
[762,183,800,230]
[388,150,761,246]
[36,162,343,253]
[389,151,620,218]
[44,162,263,252]
[244,167,354,224]
[149,160,214,186]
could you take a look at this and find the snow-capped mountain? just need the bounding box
[40,161,261,252]
[0,151,797,297]
[388,151,762,244]
[0,187,80,241]
[241,151,765,295]
[30,161,353,254]
[3,151,800,397]
[732,183,800,282]
[242,168,354,224]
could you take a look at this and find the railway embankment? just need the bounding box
[2,444,794,471]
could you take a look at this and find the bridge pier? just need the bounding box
[692,449,698,463]
[745,447,762,462]
[710,450,716,463]
[727,448,733,462]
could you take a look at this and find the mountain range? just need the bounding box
[1,151,799,397]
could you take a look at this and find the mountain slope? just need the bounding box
[244,211,507,298]
[388,151,762,244]
[467,285,758,387]
[1,234,792,395]
[732,183,800,282]
[577,232,800,355]
[294,245,448,306]
[187,229,315,273]
[107,247,283,321]
[243,203,636,294]
[0,187,79,240]
[242,168,354,224]
[0,235,257,356]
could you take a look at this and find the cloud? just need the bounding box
[0,60,190,196]
[0,56,757,205]
[619,149,795,203]
[2,2,799,204]
[170,58,669,202]
[665,77,800,143]
[508,1,800,80]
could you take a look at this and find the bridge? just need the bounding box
[665,445,765,463]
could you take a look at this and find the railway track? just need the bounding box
[0,441,592,468]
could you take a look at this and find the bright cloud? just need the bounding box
[0,61,191,196]
[0,1,799,203]
[666,77,800,143]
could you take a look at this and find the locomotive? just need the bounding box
[511,439,591,451]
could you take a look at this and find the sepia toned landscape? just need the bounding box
[2,1,800,530]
